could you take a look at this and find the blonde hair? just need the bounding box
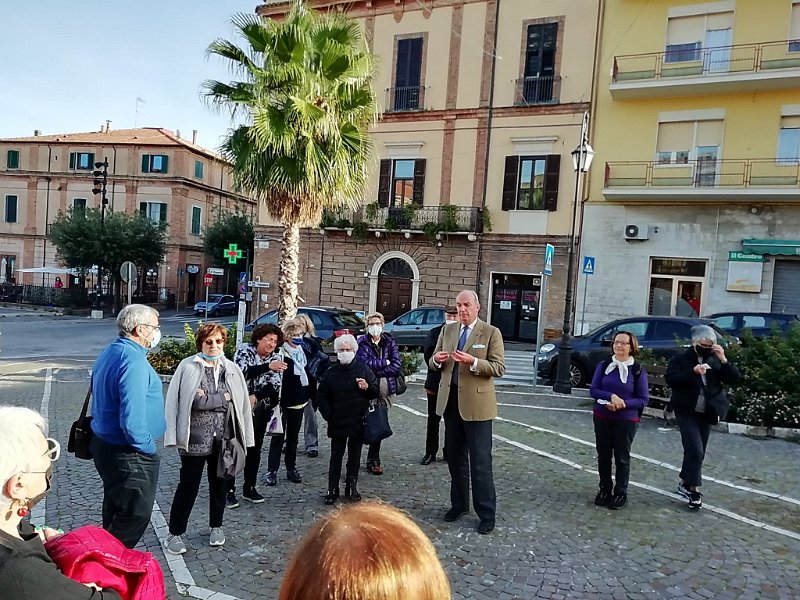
[0,406,48,502]
[295,313,316,336]
[278,502,451,600]
[366,312,385,325]
[282,318,305,338]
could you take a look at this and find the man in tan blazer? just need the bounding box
[430,290,505,534]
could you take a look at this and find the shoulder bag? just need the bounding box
[363,399,393,445]
[67,387,94,460]
[394,372,407,395]
[217,401,247,480]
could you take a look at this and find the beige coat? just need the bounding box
[429,319,506,421]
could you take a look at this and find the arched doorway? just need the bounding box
[370,253,419,320]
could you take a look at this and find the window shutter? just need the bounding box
[159,203,168,222]
[6,196,17,223]
[412,159,426,205]
[161,156,169,174]
[378,159,392,207]
[7,150,19,169]
[543,154,561,211]
[501,156,519,211]
[69,153,76,170]
[88,153,95,168]
[141,155,150,173]
[139,202,147,217]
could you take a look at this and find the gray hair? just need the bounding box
[456,289,480,305]
[117,304,159,337]
[691,325,717,344]
[0,406,47,503]
[334,334,357,352]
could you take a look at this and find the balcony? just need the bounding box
[384,86,426,113]
[611,40,800,99]
[320,205,484,238]
[603,159,800,201]
[514,75,560,105]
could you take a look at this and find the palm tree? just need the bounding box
[204,2,377,322]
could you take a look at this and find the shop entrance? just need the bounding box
[489,273,542,342]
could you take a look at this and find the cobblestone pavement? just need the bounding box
[3,359,800,599]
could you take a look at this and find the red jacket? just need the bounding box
[45,526,166,600]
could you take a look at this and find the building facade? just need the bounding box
[580,0,800,331]
[253,0,601,342]
[0,127,254,306]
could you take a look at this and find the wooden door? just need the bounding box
[377,278,412,321]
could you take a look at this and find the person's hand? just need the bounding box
[35,526,63,542]
[694,363,711,376]
[195,389,205,397]
[433,351,450,364]
[224,392,231,402]
[451,350,473,363]
[355,377,368,390]
[249,394,257,409]
[270,361,288,371]
[83,583,104,592]
[610,394,626,410]
[711,343,727,363]
[606,402,617,412]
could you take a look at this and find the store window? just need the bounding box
[647,258,706,317]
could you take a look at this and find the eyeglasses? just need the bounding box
[43,438,60,461]
[613,341,631,346]
[139,324,161,333]
[203,338,225,346]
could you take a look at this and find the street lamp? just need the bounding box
[553,111,594,394]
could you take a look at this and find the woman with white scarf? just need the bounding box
[264,319,314,486]
[589,330,649,510]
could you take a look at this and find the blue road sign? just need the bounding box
[582,256,596,275]
[544,243,554,276]
[239,272,248,283]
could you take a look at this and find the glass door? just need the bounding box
[695,146,719,187]
[704,28,731,73]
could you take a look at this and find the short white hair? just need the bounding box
[0,406,48,503]
[117,304,159,337]
[691,325,717,344]
[334,334,357,352]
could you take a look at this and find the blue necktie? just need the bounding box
[452,326,469,384]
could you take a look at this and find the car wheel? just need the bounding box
[209,309,218,318]
[549,361,587,388]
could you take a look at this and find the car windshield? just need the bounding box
[208,295,224,302]
[334,313,363,327]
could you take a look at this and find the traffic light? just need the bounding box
[92,160,108,206]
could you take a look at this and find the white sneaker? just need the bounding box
[163,534,186,555]
[677,482,692,500]
[209,527,225,546]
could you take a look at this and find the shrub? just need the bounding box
[400,350,423,377]
[147,322,238,375]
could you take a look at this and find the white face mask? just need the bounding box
[368,324,383,337]
[149,329,161,349]
[337,350,355,365]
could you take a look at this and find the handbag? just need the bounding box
[67,387,94,460]
[217,403,247,480]
[363,400,393,445]
[395,373,407,395]
[702,382,730,422]
[266,404,284,435]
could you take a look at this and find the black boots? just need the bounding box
[324,487,340,505]
[345,477,361,502]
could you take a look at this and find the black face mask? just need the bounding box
[26,465,52,511]
[695,345,713,359]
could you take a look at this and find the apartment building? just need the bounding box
[252,0,601,342]
[0,127,254,305]
[581,0,800,330]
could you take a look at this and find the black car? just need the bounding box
[704,312,799,338]
[193,294,237,317]
[536,316,734,388]
[245,306,365,346]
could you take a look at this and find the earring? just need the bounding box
[16,502,29,518]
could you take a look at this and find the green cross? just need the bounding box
[223,243,243,264]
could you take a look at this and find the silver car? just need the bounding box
[383,306,446,349]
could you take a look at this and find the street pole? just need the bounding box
[127,263,133,307]
[204,284,209,321]
[554,112,593,394]
[580,273,589,336]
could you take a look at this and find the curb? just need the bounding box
[714,421,800,442]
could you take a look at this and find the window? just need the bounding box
[4,195,17,223]
[778,116,800,164]
[393,37,423,111]
[1,255,16,283]
[68,152,94,170]
[791,2,800,52]
[194,160,204,179]
[6,150,19,169]
[647,259,705,316]
[424,309,444,325]
[501,155,561,211]
[191,207,202,235]
[141,154,169,174]
[597,321,651,342]
[712,315,736,331]
[652,321,693,342]
[664,13,732,70]
[72,198,87,214]
[523,23,558,103]
[139,202,167,223]
[655,119,723,186]
[377,159,426,207]
[398,310,424,326]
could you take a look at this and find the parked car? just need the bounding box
[535,316,735,388]
[245,306,365,346]
[704,312,799,338]
[193,294,237,317]
[383,306,446,349]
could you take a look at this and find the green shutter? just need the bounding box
[161,156,169,174]
[195,161,203,179]
[69,153,76,170]
[5,196,17,223]
[141,155,150,173]
[7,150,19,169]
[88,153,95,169]
[139,202,147,217]
[159,203,167,222]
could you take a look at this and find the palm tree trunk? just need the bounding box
[278,222,300,322]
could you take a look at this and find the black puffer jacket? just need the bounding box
[317,362,378,438]
[665,347,741,419]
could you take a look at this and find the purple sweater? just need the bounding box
[589,360,649,422]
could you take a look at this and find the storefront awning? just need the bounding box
[742,239,800,256]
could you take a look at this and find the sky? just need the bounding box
[0,0,262,151]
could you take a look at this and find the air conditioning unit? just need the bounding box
[624,223,649,241]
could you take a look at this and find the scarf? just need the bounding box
[282,342,309,387]
[605,356,635,384]
[233,345,282,395]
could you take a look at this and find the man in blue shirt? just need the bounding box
[90,304,166,548]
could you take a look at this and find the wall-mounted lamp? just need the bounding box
[750,206,760,215]
[363,272,369,278]
[346,228,353,237]
[404,231,411,239]
[435,233,443,240]
[436,241,443,248]
[375,231,381,238]
[467,234,477,242]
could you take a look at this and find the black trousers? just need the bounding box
[91,436,160,549]
[168,440,228,536]
[230,402,269,492]
[443,387,496,522]
[366,440,381,463]
[675,408,712,487]
[426,391,445,456]
[593,417,638,495]
[267,406,304,472]
[329,435,363,489]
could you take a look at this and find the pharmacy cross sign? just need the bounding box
[223,243,243,264]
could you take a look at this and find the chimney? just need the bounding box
[192,130,198,144]
[34,129,41,136]
[176,129,181,139]
[105,120,112,133]
[100,123,105,133]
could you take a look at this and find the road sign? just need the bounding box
[203,274,213,287]
[248,281,270,288]
[544,244,554,276]
[239,272,248,283]
[207,267,224,276]
[238,282,247,295]
[120,261,137,282]
[582,256,596,275]
[224,243,243,264]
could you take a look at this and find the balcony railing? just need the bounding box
[385,86,426,112]
[514,75,560,105]
[321,205,484,234]
[604,159,800,190]
[613,39,800,83]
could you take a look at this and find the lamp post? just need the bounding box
[553,111,594,394]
